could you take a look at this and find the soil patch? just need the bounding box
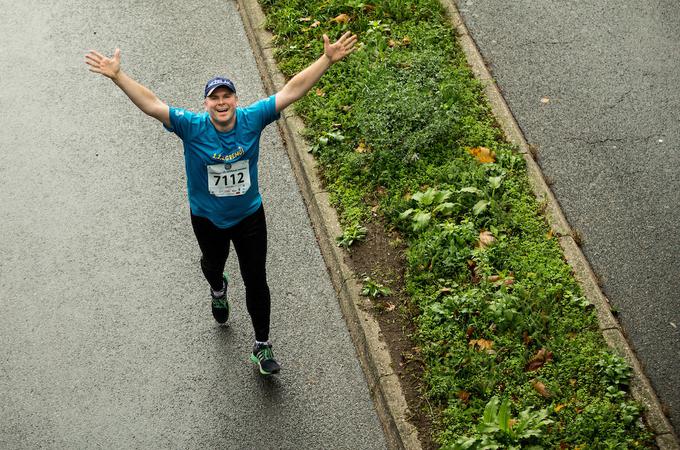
[344,219,438,450]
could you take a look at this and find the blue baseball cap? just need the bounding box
[204,77,236,97]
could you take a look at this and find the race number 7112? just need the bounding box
[214,173,245,186]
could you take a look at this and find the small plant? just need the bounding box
[308,130,345,155]
[449,396,552,450]
[361,276,392,298]
[399,187,456,231]
[596,352,632,400]
[336,223,367,248]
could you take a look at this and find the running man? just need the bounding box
[85,31,357,375]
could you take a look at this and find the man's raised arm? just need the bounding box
[275,32,357,113]
[85,48,170,128]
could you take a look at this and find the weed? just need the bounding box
[361,276,392,298]
[336,223,367,248]
[450,396,552,449]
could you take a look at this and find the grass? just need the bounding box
[258,0,655,447]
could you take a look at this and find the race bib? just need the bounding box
[207,160,251,197]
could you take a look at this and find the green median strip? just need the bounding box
[259,0,655,447]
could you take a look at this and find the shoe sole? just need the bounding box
[250,354,280,375]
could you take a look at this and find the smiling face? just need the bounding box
[204,86,238,132]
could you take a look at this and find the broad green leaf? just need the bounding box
[497,398,510,432]
[412,211,431,230]
[459,186,482,195]
[473,200,490,215]
[428,302,448,316]
[399,208,415,219]
[489,176,503,190]
[328,131,345,141]
[434,202,456,216]
[413,188,436,206]
[482,396,499,424]
[433,189,452,204]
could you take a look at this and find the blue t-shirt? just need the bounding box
[165,95,279,228]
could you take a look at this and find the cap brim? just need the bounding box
[206,84,235,97]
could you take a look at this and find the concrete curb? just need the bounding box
[437,0,679,447]
[235,0,422,449]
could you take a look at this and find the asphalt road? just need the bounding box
[454,0,680,432]
[0,0,386,447]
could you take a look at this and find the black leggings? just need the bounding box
[190,205,270,342]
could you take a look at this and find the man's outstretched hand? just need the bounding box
[85,48,121,80]
[323,31,358,63]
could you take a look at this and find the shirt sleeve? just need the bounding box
[164,107,196,140]
[244,95,280,131]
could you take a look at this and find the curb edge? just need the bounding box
[235,1,422,448]
[437,0,679,447]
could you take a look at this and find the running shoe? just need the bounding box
[211,274,230,324]
[250,342,281,375]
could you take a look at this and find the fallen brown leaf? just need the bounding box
[331,13,350,24]
[402,36,412,45]
[355,141,370,153]
[477,230,495,249]
[315,88,325,97]
[531,379,552,398]
[522,331,533,346]
[388,39,397,47]
[457,390,471,403]
[466,326,475,339]
[467,146,496,164]
[469,338,494,351]
[385,302,396,312]
[525,348,554,372]
[310,20,321,28]
[298,16,312,22]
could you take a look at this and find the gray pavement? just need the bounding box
[454,0,680,432]
[0,0,386,448]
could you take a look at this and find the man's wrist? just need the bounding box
[111,70,124,83]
